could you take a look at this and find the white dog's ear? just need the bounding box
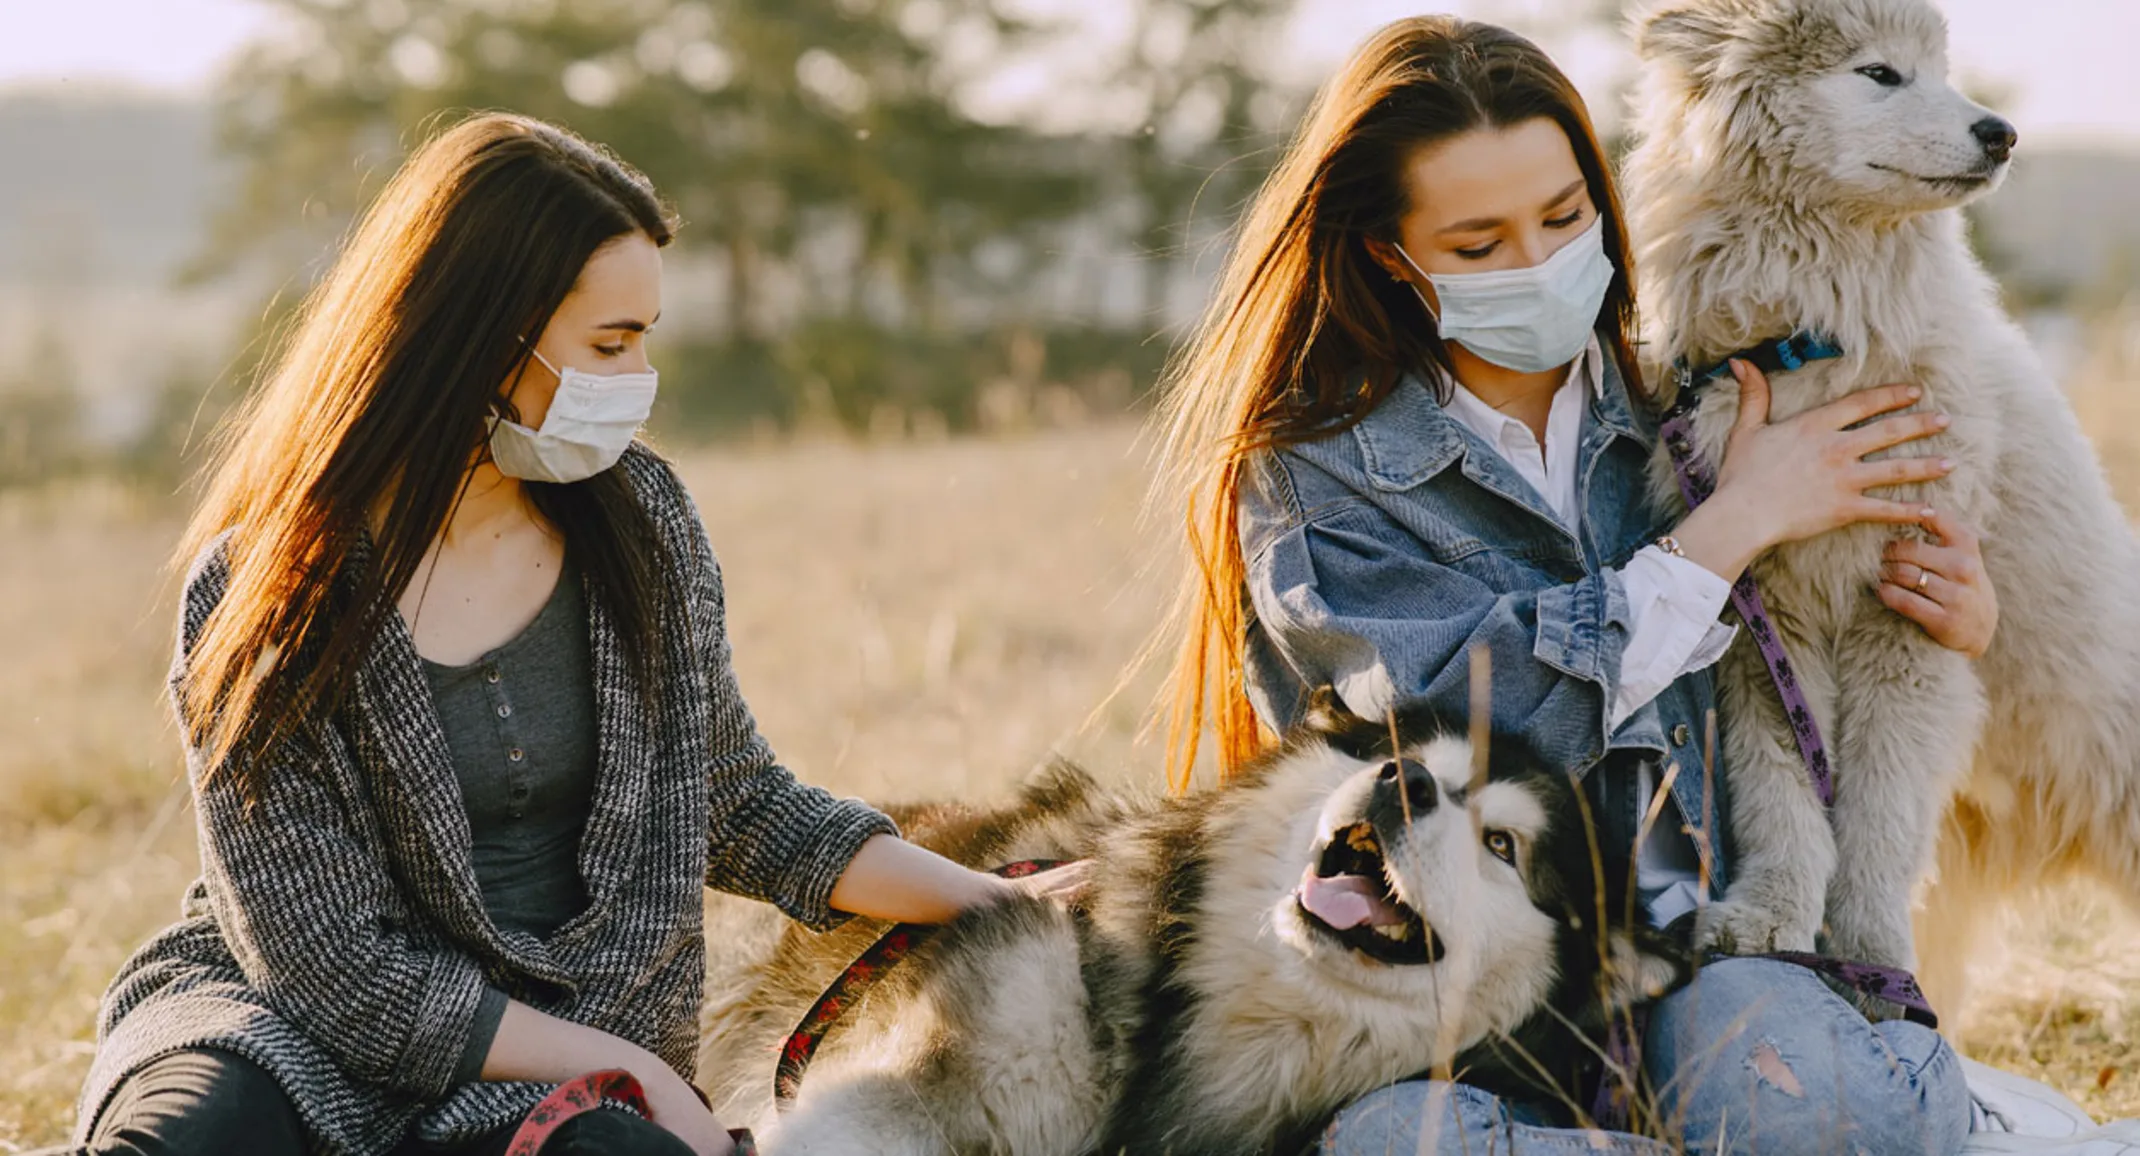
[1634,1,1740,73]
[1602,924,1695,1013]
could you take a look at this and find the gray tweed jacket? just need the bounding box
[74,445,899,1154]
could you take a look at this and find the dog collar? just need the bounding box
[1669,331,1844,411]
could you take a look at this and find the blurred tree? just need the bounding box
[1101,0,1296,328]
[201,0,1087,326]
[193,0,1122,428]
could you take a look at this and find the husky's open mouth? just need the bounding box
[1296,820,1444,965]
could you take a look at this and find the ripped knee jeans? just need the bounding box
[1316,957,1971,1156]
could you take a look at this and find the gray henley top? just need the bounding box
[419,563,599,1083]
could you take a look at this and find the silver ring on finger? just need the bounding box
[1915,566,1933,596]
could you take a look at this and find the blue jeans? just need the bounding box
[1318,958,1971,1155]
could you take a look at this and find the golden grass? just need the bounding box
[1,312,2136,1146]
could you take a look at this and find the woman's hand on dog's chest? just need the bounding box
[1877,507,1999,659]
[1676,359,1955,583]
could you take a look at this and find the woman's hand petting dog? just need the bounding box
[1879,508,2000,659]
[985,859,1096,907]
[1675,358,1956,584]
[1682,358,1999,657]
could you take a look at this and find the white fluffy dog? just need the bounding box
[1623,0,2140,1012]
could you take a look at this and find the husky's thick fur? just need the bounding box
[1625,0,2140,1008]
[698,697,1689,1155]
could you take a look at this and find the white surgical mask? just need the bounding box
[1395,215,1614,374]
[488,347,658,483]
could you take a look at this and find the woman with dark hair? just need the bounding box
[48,112,1077,1156]
[1148,17,2002,1155]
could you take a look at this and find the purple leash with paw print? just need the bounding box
[1656,332,1936,1029]
[1660,333,1841,809]
[1589,339,1937,1133]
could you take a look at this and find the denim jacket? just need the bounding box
[1238,350,1732,894]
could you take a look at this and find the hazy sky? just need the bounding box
[6,0,2136,145]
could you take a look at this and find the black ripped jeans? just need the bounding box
[35,1048,697,1156]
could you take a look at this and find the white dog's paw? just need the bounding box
[1821,920,1917,974]
[1695,898,1817,956]
[1823,882,1921,972]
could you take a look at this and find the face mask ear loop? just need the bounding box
[1391,243,1442,325]
[515,334,564,381]
[497,339,557,438]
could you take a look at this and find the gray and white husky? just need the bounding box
[1625,0,2140,1009]
[698,695,1690,1155]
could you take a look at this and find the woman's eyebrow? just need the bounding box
[1541,178,1588,211]
[593,311,661,332]
[1434,178,1589,235]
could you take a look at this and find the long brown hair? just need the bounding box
[1149,17,1645,790]
[176,111,679,800]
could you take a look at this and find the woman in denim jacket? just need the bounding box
[1148,17,2002,1155]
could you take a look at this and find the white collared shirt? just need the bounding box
[1438,339,1736,732]
[1438,339,1733,928]
[1438,340,1598,530]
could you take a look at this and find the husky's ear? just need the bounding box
[1602,923,1696,1013]
[1301,684,1364,736]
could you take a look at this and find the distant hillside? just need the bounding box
[0,88,220,286]
[0,86,2132,302]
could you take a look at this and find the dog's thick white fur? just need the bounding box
[1623,0,2140,1011]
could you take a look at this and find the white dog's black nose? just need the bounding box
[1373,758,1439,820]
[1971,116,2017,163]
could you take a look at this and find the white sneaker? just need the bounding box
[1961,1120,2140,1155]
[1963,1056,2099,1138]
[1956,1056,2140,1154]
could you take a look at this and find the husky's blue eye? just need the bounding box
[1856,64,1906,87]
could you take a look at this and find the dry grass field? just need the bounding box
[3,314,2138,1148]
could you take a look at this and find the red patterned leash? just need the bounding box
[772,858,1069,1108]
[504,1068,758,1155]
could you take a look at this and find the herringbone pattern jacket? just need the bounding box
[75,445,898,1153]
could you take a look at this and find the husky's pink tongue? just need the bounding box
[1297,866,1408,929]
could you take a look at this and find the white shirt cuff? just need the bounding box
[1610,545,1739,729]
